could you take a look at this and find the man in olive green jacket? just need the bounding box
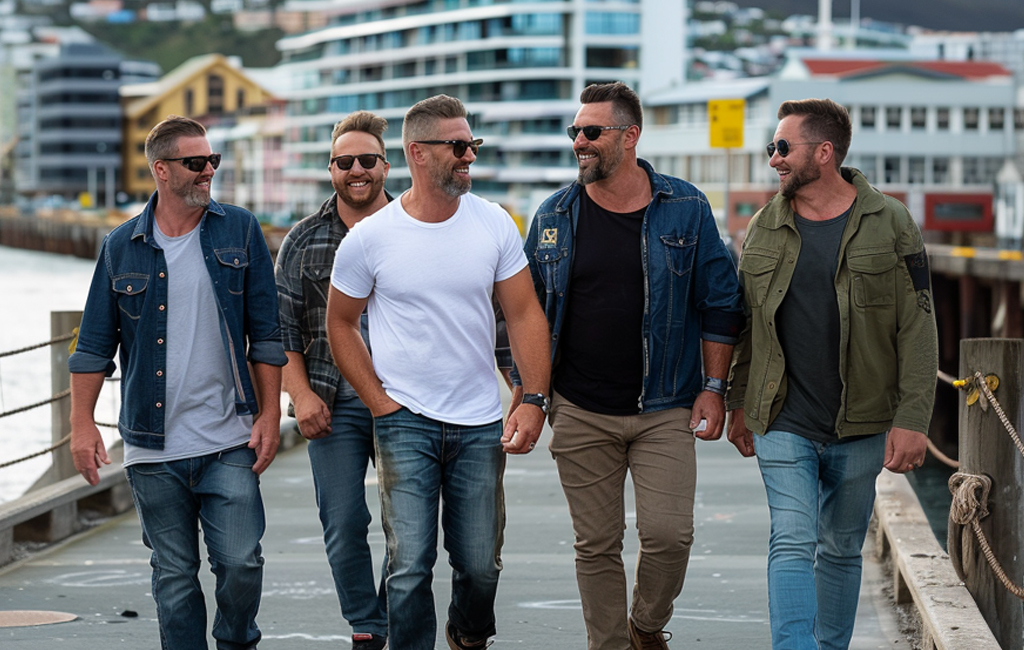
[726,98,937,650]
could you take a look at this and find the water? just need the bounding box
[0,245,121,503]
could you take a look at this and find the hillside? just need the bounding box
[728,0,1024,33]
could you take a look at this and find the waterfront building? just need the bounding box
[14,42,160,209]
[274,0,687,220]
[120,53,277,201]
[640,50,1023,241]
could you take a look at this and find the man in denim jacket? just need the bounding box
[69,115,286,650]
[522,82,744,649]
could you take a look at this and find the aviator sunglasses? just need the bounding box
[766,139,824,158]
[330,153,387,171]
[412,139,483,157]
[162,154,222,172]
[566,124,632,141]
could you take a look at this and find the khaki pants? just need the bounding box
[549,391,697,650]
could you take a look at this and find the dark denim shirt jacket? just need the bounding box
[524,158,745,412]
[68,193,287,449]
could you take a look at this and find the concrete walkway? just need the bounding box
[0,414,907,649]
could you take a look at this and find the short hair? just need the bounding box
[145,115,206,172]
[402,95,468,147]
[332,110,388,155]
[777,98,852,168]
[579,82,643,132]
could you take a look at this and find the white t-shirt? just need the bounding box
[331,192,527,425]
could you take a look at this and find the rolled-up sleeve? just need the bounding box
[68,237,119,376]
[246,217,287,367]
[274,228,306,353]
[693,202,745,345]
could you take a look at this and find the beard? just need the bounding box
[333,175,386,210]
[169,173,210,208]
[576,147,623,186]
[430,162,471,198]
[780,162,821,200]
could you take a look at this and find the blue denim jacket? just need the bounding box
[69,193,287,449]
[524,158,744,412]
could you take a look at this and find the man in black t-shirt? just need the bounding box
[519,82,744,650]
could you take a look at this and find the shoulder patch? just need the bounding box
[904,250,931,293]
[540,228,558,246]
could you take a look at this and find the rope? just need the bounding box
[937,369,958,386]
[0,332,76,359]
[926,438,959,469]
[0,388,70,419]
[0,433,71,469]
[945,370,1024,601]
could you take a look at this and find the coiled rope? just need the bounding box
[947,370,1024,601]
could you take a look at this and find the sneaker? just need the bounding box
[352,632,387,650]
[628,618,672,649]
[445,621,492,649]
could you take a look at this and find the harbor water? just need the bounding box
[0,245,120,503]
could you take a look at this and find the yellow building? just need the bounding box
[121,54,277,200]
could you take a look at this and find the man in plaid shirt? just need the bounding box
[275,110,391,650]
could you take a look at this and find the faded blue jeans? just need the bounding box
[307,395,387,637]
[125,445,265,650]
[373,407,506,650]
[754,429,887,650]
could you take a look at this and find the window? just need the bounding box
[963,107,979,131]
[860,106,875,129]
[445,56,458,73]
[932,157,949,184]
[886,106,902,130]
[884,156,901,184]
[585,12,639,34]
[236,89,245,110]
[207,75,224,115]
[910,106,926,130]
[937,107,950,130]
[394,61,417,78]
[184,89,194,116]
[962,157,1000,184]
[908,157,925,184]
[1016,108,1024,131]
[586,47,638,68]
[988,107,1004,131]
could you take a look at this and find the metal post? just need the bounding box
[50,311,82,482]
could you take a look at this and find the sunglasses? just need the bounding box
[412,139,483,157]
[162,154,221,172]
[566,124,631,141]
[330,153,387,171]
[766,139,824,158]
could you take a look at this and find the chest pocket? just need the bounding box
[214,248,248,295]
[113,274,149,320]
[738,251,780,307]
[848,250,897,308]
[660,234,698,277]
[301,262,333,314]
[534,246,567,288]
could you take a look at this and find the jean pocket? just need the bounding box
[660,234,698,277]
[215,248,249,295]
[113,273,149,320]
[129,462,170,477]
[218,446,258,468]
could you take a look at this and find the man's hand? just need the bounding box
[506,385,524,422]
[884,427,928,473]
[727,408,755,457]
[249,410,282,475]
[501,403,544,454]
[690,391,725,441]
[70,422,110,486]
[293,391,331,440]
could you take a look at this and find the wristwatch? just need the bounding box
[521,392,550,414]
[703,377,727,396]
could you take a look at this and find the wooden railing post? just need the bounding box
[50,311,82,482]
[958,338,1024,650]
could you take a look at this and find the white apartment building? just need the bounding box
[274,0,687,220]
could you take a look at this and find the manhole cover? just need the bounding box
[0,610,78,628]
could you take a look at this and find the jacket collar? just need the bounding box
[554,157,668,214]
[756,167,886,231]
[131,191,226,245]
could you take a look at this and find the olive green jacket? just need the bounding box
[726,168,938,438]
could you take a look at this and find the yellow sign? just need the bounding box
[78,192,94,209]
[708,99,745,149]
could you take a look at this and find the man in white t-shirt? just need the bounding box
[326,94,551,650]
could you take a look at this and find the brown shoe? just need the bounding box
[628,618,672,649]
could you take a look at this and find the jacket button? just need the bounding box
[159,304,165,311]
[234,258,240,266]
[768,382,776,390]
[156,370,163,377]
[126,285,132,293]
[157,338,164,345]
[159,272,166,278]
[155,402,162,408]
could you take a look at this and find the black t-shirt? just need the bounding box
[553,189,646,415]
[771,205,852,443]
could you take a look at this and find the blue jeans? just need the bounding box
[307,395,387,637]
[125,445,265,650]
[754,430,887,650]
[373,408,506,650]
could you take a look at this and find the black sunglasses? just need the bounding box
[162,154,221,172]
[412,139,482,157]
[567,124,632,141]
[330,153,386,171]
[766,139,824,158]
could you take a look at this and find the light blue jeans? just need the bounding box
[373,407,506,650]
[754,430,886,650]
[307,395,388,637]
[125,445,265,650]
